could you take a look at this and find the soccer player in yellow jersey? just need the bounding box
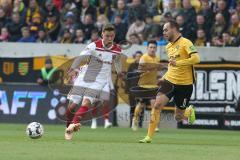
[131,40,161,131]
[139,20,200,143]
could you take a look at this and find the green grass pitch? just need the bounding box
[0,123,240,160]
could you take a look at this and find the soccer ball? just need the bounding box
[26,122,44,139]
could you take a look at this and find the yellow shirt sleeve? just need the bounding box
[176,54,200,66]
[185,40,197,55]
[176,39,200,66]
[139,54,147,64]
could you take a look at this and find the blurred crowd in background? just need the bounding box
[0,0,239,47]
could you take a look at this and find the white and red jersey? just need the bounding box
[76,39,122,87]
[68,39,122,103]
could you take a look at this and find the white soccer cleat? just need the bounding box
[65,128,73,140]
[104,122,112,129]
[104,119,112,129]
[155,127,159,132]
[65,123,81,140]
[91,118,97,129]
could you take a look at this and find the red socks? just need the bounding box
[91,105,110,119]
[103,105,110,120]
[68,103,110,125]
[72,106,89,124]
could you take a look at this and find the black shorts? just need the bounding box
[130,86,158,106]
[157,80,193,110]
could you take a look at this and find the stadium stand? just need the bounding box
[0,0,239,46]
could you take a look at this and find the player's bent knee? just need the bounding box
[153,106,160,110]
[82,99,91,106]
[68,103,77,110]
[140,103,146,109]
[154,102,164,110]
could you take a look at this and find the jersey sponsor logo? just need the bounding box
[189,45,197,52]
[3,62,14,75]
[18,62,29,76]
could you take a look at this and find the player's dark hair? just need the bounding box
[168,20,179,31]
[133,51,143,58]
[147,40,157,46]
[102,23,115,32]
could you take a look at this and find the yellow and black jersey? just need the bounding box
[138,53,160,88]
[163,36,200,85]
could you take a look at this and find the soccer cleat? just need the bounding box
[131,118,138,131]
[155,127,159,132]
[91,118,97,129]
[65,123,81,140]
[139,136,152,143]
[188,105,196,124]
[74,123,81,131]
[104,121,112,129]
[65,128,73,140]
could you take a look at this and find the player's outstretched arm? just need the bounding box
[70,55,89,69]
[70,43,96,69]
[175,53,200,66]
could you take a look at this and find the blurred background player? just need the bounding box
[139,20,200,143]
[130,40,161,131]
[125,51,143,128]
[65,24,123,140]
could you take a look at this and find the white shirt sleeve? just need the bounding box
[71,42,96,69]
[79,42,96,56]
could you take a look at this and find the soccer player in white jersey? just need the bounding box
[64,24,123,140]
[68,65,113,130]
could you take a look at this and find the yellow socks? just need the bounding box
[133,103,142,122]
[147,108,160,138]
